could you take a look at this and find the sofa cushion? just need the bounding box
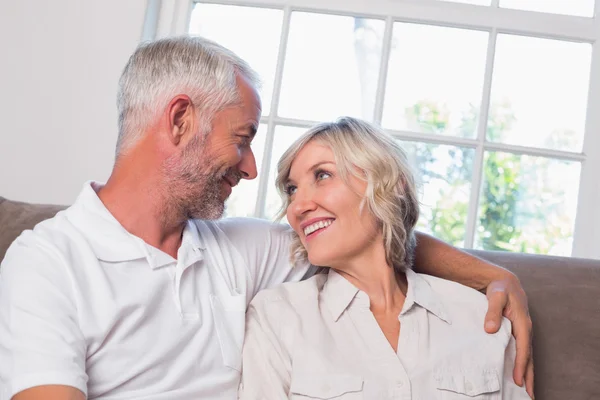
[0,196,67,262]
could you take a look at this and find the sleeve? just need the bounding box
[501,332,531,399]
[239,301,292,400]
[216,218,317,298]
[0,238,88,398]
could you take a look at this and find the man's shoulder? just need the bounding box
[196,217,291,234]
[1,207,85,288]
[192,217,293,248]
[6,207,79,259]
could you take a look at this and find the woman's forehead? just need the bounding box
[290,142,334,171]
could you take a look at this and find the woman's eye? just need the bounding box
[316,171,331,181]
[285,185,297,196]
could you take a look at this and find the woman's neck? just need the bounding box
[332,243,408,313]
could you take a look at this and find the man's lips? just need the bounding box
[223,176,239,188]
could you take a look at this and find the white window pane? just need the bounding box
[488,35,591,152]
[438,0,492,5]
[382,23,488,138]
[476,152,580,256]
[278,13,384,122]
[188,4,283,115]
[500,0,595,17]
[263,126,307,220]
[399,141,474,247]
[224,125,268,218]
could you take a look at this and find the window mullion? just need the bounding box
[572,18,600,258]
[372,16,394,125]
[254,5,292,218]
[464,28,497,248]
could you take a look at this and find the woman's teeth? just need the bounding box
[304,219,333,236]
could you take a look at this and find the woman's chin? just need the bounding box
[307,253,334,268]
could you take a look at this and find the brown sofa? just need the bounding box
[1,195,599,399]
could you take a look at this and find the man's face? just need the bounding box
[167,75,262,220]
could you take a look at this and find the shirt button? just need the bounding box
[396,381,403,387]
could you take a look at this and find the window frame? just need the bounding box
[148,0,600,259]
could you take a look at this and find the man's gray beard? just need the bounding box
[185,170,225,220]
[162,136,227,221]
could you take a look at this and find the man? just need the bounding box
[0,36,534,400]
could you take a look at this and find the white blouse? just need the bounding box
[240,269,530,400]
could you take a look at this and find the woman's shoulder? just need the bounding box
[248,273,327,314]
[416,273,512,339]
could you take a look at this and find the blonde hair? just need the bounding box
[275,117,420,274]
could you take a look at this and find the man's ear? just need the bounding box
[166,95,196,146]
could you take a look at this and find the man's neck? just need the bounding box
[97,162,185,259]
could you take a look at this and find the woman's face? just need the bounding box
[285,140,381,268]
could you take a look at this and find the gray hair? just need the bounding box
[276,117,420,274]
[116,35,260,155]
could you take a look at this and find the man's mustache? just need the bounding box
[222,169,242,187]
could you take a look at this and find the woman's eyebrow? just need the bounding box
[287,160,335,185]
[308,161,335,172]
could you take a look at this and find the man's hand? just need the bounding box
[485,277,534,399]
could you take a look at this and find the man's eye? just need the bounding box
[237,135,252,146]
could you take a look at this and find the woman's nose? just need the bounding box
[289,189,317,217]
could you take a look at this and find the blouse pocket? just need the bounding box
[210,293,246,372]
[290,373,364,399]
[434,368,501,399]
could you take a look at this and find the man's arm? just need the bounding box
[214,218,313,298]
[13,385,85,400]
[0,238,88,400]
[413,231,509,289]
[413,231,534,399]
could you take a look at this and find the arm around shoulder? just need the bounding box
[413,231,514,291]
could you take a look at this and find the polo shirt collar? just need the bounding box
[321,268,451,324]
[66,181,205,267]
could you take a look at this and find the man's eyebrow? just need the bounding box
[237,122,258,138]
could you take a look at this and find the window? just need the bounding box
[154,0,600,259]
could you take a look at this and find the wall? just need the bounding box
[0,0,148,205]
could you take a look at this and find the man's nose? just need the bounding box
[239,147,258,180]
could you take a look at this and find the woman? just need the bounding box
[239,117,530,399]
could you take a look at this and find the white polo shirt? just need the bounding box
[0,182,311,400]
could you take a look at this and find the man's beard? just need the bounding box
[163,135,240,221]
